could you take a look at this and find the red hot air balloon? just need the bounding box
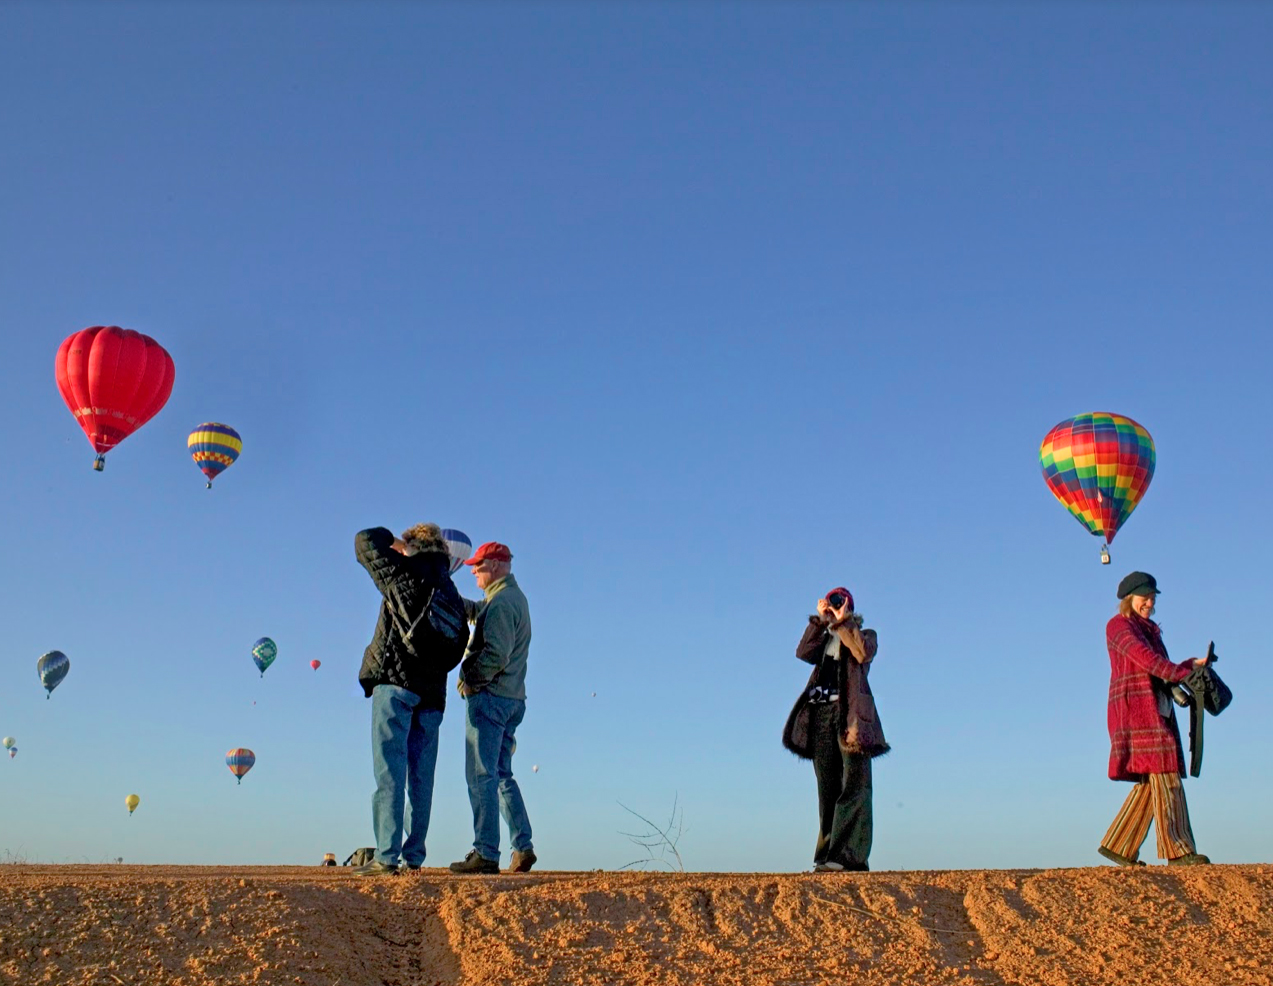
[55,327,175,471]
[310,660,321,671]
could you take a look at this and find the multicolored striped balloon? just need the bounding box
[188,423,242,489]
[37,650,70,699]
[1040,412,1155,559]
[252,637,277,677]
[226,748,256,784]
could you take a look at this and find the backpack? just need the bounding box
[394,580,469,669]
[343,847,376,867]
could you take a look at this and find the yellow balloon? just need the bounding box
[125,794,140,815]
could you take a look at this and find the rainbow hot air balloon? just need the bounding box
[441,529,472,575]
[55,327,175,471]
[226,748,256,784]
[125,794,140,815]
[252,638,277,677]
[37,650,70,698]
[1040,412,1156,564]
[3,737,15,760]
[188,423,242,489]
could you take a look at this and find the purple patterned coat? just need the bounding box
[1106,614,1195,781]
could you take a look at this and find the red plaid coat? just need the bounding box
[1106,614,1194,781]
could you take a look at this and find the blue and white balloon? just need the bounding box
[441,529,473,575]
[37,650,70,699]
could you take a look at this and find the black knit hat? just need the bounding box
[1117,571,1160,599]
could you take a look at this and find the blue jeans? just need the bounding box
[464,689,533,862]
[371,684,443,867]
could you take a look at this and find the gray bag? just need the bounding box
[343,847,376,867]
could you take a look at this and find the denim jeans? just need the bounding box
[464,689,533,862]
[371,684,443,867]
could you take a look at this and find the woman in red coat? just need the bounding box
[1099,571,1210,866]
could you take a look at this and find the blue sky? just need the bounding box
[1,1,1270,872]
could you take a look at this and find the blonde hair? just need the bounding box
[1119,595,1156,618]
[399,523,447,554]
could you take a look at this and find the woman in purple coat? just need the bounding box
[1099,572,1210,867]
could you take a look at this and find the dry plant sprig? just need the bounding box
[617,796,686,872]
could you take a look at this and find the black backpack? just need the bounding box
[393,580,469,669]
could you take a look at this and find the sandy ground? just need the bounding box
[0,864,1270,985]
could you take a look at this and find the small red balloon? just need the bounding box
[310,660,321,671]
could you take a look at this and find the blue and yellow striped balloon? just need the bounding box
[188,423,242,489]
[226,748,256,785]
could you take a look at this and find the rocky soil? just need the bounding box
[1,864,1270,985]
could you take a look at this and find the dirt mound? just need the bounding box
[1,864,1270,985]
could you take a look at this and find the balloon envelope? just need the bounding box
[441,529,473,575]
[37,651,70,697]
[125,794,140,814]
[1,737,14,750]
[226,748,256,784]
[310,659,321,671]
[188,423,242,487]
[1040,412,1155,546]
[252,638,277,676]
[55,327,175,466]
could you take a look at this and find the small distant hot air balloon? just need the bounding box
[310,659,321,671]
[252,638,277,677]
[188,423,242,489]
[3,737,15,760]
[37,651,70,698]
[1040,412,1156,564]
[441,529,473,575]
[226,748,256,784]
[125,794,140,815]
[55,326,175,471]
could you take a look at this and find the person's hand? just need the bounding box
[830,601,853,625]
[816,598,832,621]
[391,538,409,555]
[1192,658,1208,667]
[457,680,470,698]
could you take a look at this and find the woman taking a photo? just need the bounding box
[783,587,889,872]
[1100,571,1210,867]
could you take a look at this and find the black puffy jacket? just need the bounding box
[355,528,464,709]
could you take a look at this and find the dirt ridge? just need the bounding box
[1,864,1270,985]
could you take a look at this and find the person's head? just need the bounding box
[397,522,449,557]
[465,541,513,590]
[1117,571,1159,619]
[824,587,855,612]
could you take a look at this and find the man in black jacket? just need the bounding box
[354,523,468,876]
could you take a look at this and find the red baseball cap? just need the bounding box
[824,587,854,610]
[464,542,513,566]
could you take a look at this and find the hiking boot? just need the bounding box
[1098,846,1145,867]
[813,861,844,873]
[509,850,537,873]
[449,850,500,874]
[1168,853,1211,866]
[353,859,401,878]
[399,863,422,872]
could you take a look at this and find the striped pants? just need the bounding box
[1101,773,1196,861]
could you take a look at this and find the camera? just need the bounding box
[826,592,848,609]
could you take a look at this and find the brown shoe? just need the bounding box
[1098,846,1145,867]
[509,850,537,873]
[1168,853,1211,866]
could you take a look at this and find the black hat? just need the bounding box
[1117,571,1161,599]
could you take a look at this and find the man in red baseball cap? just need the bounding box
[449,541,537,875]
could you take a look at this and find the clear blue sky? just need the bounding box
[1,1,1269,872]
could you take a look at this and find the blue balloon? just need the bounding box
[37,651,70,699]
[252,637,277,677]
[441,529,472,575]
